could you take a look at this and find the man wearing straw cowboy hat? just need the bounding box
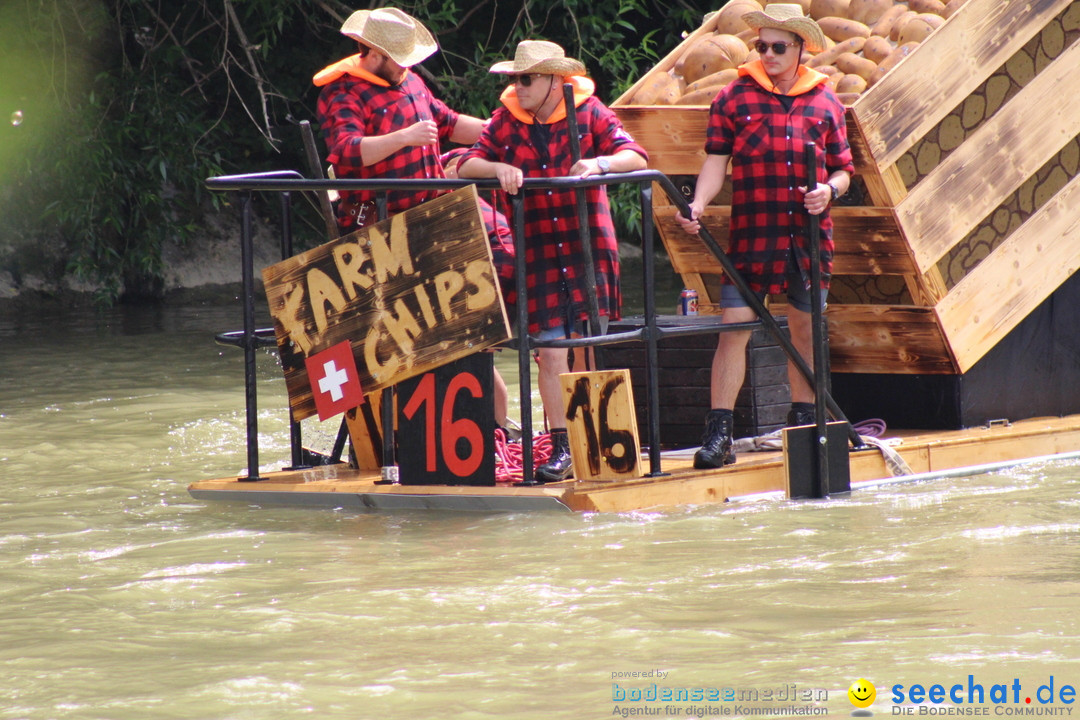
[675,4,853,469]
[315,8,520,437]
[314,7,486,232]
[458,40,648,483]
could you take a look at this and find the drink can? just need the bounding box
[679,288,699,316]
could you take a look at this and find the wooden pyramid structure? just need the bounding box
[612,0,1080,386]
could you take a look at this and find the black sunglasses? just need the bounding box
[511,73,547,87]
[754,40,800,55]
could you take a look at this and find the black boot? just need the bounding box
[787,402,816,427]
[534,429,573,483]
[694,409,736,469]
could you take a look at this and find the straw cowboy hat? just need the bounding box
[742,3,827,54]
[489,40,586,76]
[340,8,438,67]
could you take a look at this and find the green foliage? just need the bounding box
[0,0,714,303]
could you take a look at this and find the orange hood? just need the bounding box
[498,75,595,124]
[738,60,828,96]
[313,54,399,88]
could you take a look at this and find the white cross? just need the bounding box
[317,359,350,402]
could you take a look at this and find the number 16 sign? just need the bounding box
[396,353,496,486]
[560,369,641,482]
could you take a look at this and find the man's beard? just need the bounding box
[373,56,405,85]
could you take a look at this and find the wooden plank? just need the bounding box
[858,163,908,208]
[851,0,1072,170]
[844,114,879,185]
[344,392,384,470]
[825,304,956,374]
[925,425,1080,472]
[898,37,1080,274]
[655,205,917,276]
[936,172,1080,373]
[560,370,642,482]
[615,107,710,175]
[908,268,949,307]
[561,416,1080,511]
[262,186,511,421]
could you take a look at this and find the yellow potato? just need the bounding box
[683,68,740,95]
[849,0,895,26]
[632,70,679,105]
[676,85,728,105]
[862,35,894,64]
[836,73,868,93]
[712,0,763,35]
[680,35,744,84]
[819,17,872,42]
[656,82,684,105]
[890,10,919,42]
[871,4,910,37]
[806,36,866,68]
[834,51,878,80]
[898,13,944,44]
[909,0,948,15]
[809,0,851,20]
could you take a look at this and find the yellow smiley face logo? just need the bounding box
[848,679,876,708]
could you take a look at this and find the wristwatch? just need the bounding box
[827,181,840,201]
[597,157,611,174]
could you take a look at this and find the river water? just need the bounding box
[3,294,1080,720]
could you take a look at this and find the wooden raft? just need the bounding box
[612,0,1080,375]
[188,415,1080,512]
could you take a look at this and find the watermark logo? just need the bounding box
[849,679,877,716]
[889,675,1077,714]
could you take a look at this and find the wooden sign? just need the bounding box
[397,353,495,486]
[262,185,511,421]
[344,391,385,471]
[559,369,641,482]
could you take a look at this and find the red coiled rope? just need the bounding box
[494,429,553,484]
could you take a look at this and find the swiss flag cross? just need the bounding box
[305,341,365,421]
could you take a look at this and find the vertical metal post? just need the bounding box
[511,194,534,482]
[375,192,397,482]
[239,192,262,481]
[804,142,829,498]
[562,83,604,343]
[640,182,664,476]
[278,191,305,470]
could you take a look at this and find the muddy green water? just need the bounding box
[2,297,1080,720]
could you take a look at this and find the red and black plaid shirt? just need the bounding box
[461,93,647,335]
[706,67,853,295]
[317,63,458,230]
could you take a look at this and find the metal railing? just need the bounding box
[205,165,861,495]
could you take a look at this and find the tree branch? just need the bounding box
[223,0,279,148]
[137,0,208,101]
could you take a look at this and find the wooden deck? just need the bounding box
[189,414,1080,513]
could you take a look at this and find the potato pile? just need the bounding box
[628,0,967,106]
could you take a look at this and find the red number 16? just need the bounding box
[401,372,484,477]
